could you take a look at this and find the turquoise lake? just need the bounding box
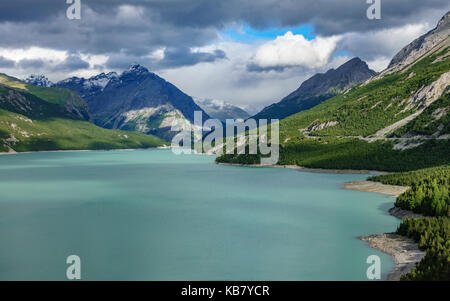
[0,149,399,280]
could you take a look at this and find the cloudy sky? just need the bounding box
[0,1,449,113]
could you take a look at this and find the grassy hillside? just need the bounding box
[0,108,165,152]
[0,73,89,120]
[0,85,84,120]
[0,72,165,152]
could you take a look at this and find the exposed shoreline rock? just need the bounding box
[343,180,425,280]
[360,233,425,281]
[342,180,409,197]
[388,206,424,219]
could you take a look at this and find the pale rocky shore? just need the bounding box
[343,180,425,280]
[360,233,425,281]
[343,180,409,197]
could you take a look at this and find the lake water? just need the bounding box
[0,149,399,280]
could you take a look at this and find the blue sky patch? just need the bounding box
[222,24,316,43]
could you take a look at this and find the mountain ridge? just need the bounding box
[57,64,210,141]
[252,57,376,121]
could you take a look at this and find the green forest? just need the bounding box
[372,166,450,280]
[397,217,449,280]
[371,165,449,216]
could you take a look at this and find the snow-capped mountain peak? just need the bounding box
[125,63,149,75]
[24,74,55,87]
[83,72,118,90]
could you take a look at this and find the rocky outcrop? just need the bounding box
[307,121,339,133]
[371,71,450,138]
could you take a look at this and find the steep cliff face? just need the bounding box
[57,64,210,141]
[252,58,376,121]
[386,11,450,72]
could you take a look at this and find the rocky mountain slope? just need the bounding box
[252,57,376,121]
[217,11,450,172]
[195,98,250,122]
[57,64,209,141]
[387,11,450,71]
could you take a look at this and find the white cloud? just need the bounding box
[366,58,392,72]
[338,23,431,71]
[249,32,341,70]
[0,47,109,80]
[145,48,165,61]
[160,41,328,114]
[0,47,67,62]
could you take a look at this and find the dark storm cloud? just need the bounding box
[0,1,448,70]
[246,63,286,73]
[53,54,89,71]
[0,56,15,68]
[158,47,227,68]
[17,59,45,69]
[1,0,449,34]
[105,47,226,70]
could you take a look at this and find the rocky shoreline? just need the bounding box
[360,233,425,281]
[343,180,409,197]
[343,180,425,280]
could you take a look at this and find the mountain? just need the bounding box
[24,74,54,87]
[252,57,376,121]
[57,72,118,99]
[57,64,210,141]
[195,98,250,122]
[0,73,164,153]
[217,11,450,172]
